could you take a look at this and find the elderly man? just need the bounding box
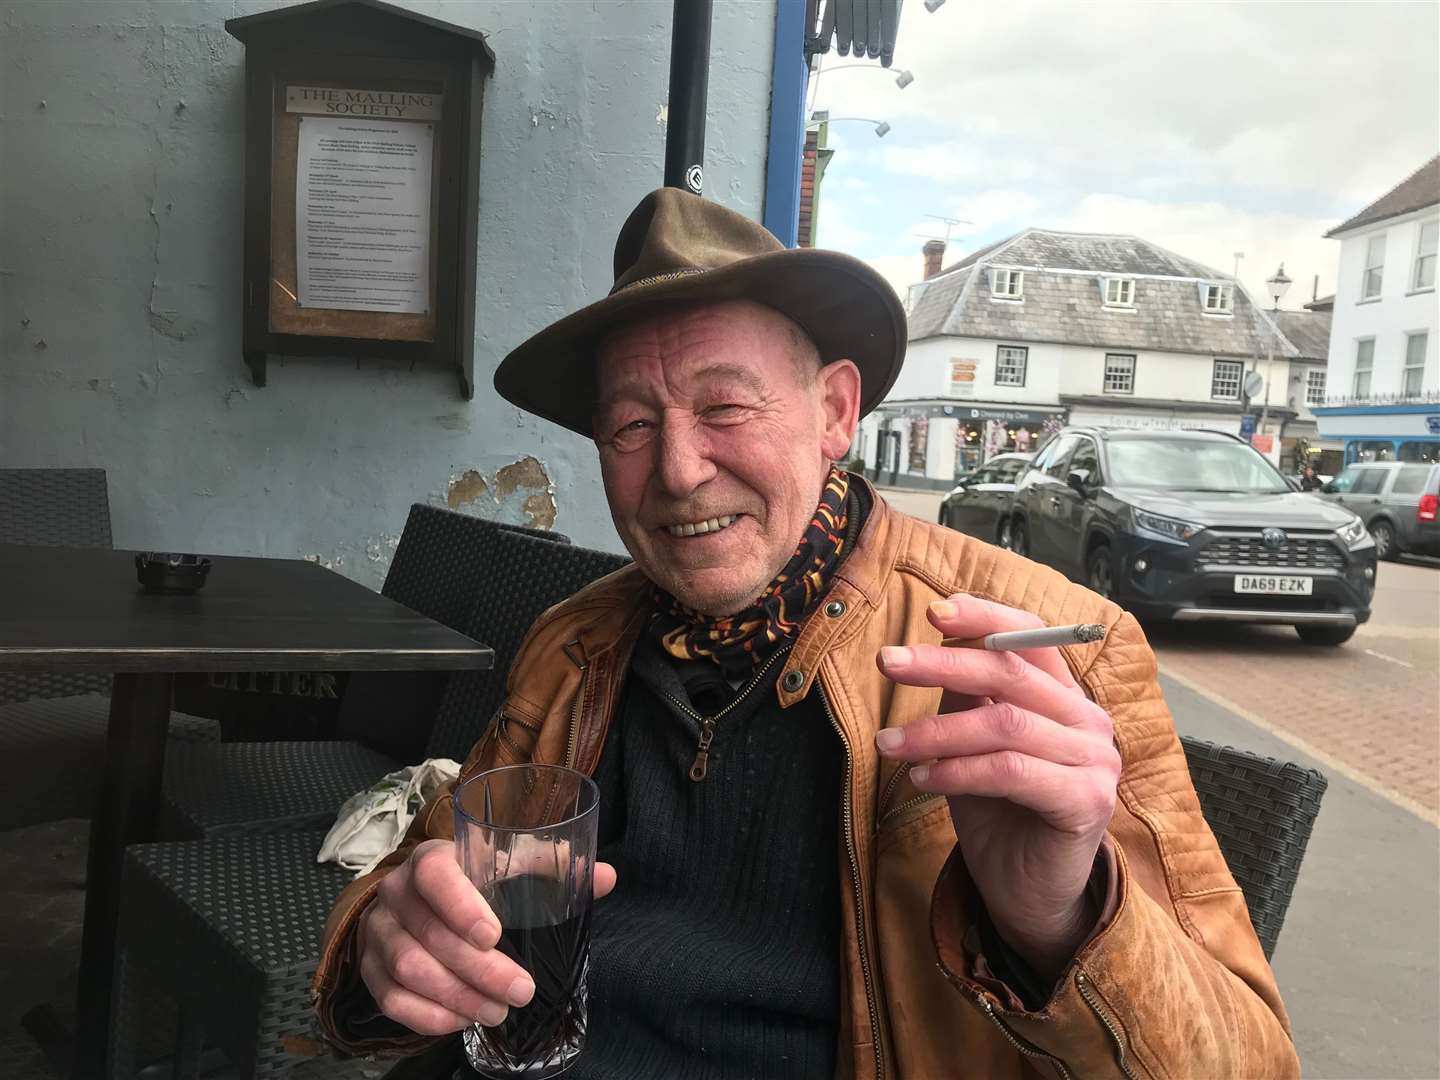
[314,190,1298,1078]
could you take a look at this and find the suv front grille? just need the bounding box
[1198,533,1345,570]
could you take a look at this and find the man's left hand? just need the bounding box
[875,595,1121,983]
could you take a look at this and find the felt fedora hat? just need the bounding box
[494,187,907,437]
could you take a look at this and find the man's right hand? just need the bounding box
[357,838,617,1035]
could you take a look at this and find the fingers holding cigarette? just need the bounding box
[942,623,1107,651]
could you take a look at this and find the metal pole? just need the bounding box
[1259,302,1276,453]
[664,0,713,195]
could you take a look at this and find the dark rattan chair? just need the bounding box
[160,506,571,838]
[109,538,629,1079]
[1179,735,1328,959]
[0,468,115,703]
[0,469,217,829]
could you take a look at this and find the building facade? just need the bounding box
[859,228,1304,489]
[1313,157,1440,465]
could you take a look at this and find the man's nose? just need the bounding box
[654,415,717,496]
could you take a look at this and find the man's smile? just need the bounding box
[662,513,740,538]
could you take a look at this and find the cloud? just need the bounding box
[812,0,1439,206]
[811,0,1437,307]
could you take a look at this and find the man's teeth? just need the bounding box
[666,515,737,538]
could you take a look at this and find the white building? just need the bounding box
[1313,156,1440,465]
[859,229,1309,488]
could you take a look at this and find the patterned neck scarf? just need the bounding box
[650,467,850,679]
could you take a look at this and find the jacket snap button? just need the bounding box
[782,670,805,693]
[824,600,846,618]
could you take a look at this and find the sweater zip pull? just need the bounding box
[689,719,717,781]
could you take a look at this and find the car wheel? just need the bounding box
[1087,545,1114,600]
[1010,519,1029,557]
[1296,623,1357,646]
[1369,519,1396,561]
[997,517,1013,550]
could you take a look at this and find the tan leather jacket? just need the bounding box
[314,487,1299,1079]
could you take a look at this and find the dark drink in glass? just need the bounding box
[454,766,599,1079]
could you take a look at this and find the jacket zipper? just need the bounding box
[816,680,885,1080]
[876,761,910,816]
[978,998,1074,1080]
[563,661,589,771]
[651,645,792,782]
[1076,972,1139,1080]
[876,792,942,831]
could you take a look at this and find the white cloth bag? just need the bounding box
[318,758,462,877]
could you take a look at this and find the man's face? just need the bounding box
[594,300,860,616]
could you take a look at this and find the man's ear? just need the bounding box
[817,359,862,461]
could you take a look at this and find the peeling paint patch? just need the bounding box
[495,457,549,501]
[447,469,490,509]
[445,457,559,531]
[365,533,401,563]
[522,491,557,531]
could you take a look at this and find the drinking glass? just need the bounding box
[453,765,600,1079]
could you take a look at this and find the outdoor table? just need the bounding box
[0,544,494,1079]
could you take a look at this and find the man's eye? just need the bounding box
[704,403,745,419]
[607,418,655,449]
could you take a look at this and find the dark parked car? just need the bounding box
[1320,461,1440,559]
[938,452,1033,546]
[1004,427,1377,645]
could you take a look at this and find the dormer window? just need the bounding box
[1102,277,1135,307]
[991,269,1024,300]
[1202,283,1234,314]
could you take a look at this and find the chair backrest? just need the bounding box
[0,469,113,703]
[1180,734,1327,960]
[379,504,570,630]
[338,505,570,757]
[0,468,113,548]
[423,531,632,762]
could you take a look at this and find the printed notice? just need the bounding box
[296,116,432,314]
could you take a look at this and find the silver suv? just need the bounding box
[1321,462,1440,559]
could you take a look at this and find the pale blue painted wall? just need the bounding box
[0,0,777,585]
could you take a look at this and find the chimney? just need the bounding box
[923,239,946,280]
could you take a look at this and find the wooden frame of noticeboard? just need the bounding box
[226,0,495,398]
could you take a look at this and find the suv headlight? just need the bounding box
[1336,516,1370,549]
[1132,508,1204,542]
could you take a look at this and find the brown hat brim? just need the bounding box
[494,248,906,438]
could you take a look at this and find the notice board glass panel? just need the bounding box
[267,72,444,342]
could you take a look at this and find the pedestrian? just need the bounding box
[313,189,1299,1079]
[1299,463,1324,491]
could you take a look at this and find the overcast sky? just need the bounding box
[809,0,1440,309]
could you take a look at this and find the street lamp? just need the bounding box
[1256,263,1293,453]
[808,113,891,137]
[811,63,915,89]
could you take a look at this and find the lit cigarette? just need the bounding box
[942,623,1107,651]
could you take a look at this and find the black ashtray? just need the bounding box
[135,552,212,592]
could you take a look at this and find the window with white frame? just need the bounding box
[1414,221,1437,291]
[1103,353,1135,394]
[1211,359,1243,400]
[1203,283,1233,313]
[992,269,1024,300]
[1404,332,1428,396]
[1304,367,1327,406]
[1353,339,1374,397]
[995,345,1028,386]
[1103,277,1135,306]
[1361,233,1386,300]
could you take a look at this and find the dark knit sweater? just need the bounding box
[563,636,843,1079]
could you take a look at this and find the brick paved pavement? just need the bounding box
[1147,558,1440,818]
